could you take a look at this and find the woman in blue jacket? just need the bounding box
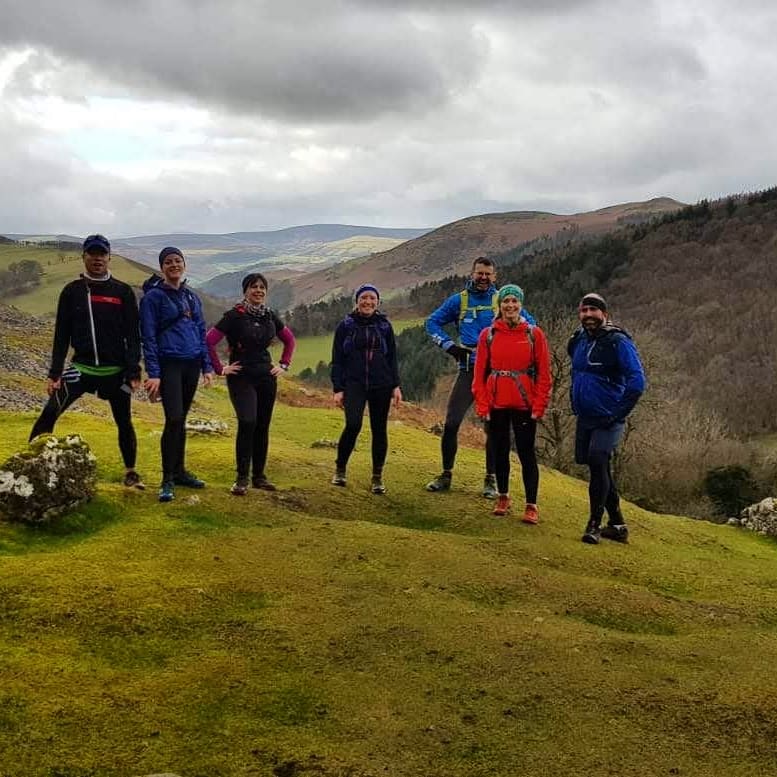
[330,284,402,494]
[140,247,215,502]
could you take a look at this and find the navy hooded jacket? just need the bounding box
[568,324,645,421]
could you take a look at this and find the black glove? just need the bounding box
[447,344,473,363]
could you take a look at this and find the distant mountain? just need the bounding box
[1,225,429,286]
[109,225,428,283]
[283,198,684,307]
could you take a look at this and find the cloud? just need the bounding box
[0,0,486,122]
[1,0,777,235]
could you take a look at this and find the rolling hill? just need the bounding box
[283,198,683,307]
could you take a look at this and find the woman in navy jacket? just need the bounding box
[330,284,401,494]
[140,246,214,503]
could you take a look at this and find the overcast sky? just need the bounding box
[2,0,776,236]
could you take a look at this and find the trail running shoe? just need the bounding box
[482,474,498,499]
[582,521,601,544]
[331,470,347,487]
[123,470,145,490]
[230,479,249,496]
[600,523,629,543]
[158,481,175,503]
[493,495,512,516]
[426,472,452,492]
[252,476,277,491]
[522,503,539,525]
[371,477,387,495]
[173,471,205,489]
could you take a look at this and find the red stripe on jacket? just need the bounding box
[90,295,122,305]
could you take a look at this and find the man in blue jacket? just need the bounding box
[568,293,645,545]
[425,257,535,496]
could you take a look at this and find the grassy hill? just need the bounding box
[1,385,777,776]
[0,244,153,317]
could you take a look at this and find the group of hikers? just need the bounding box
[30,238,645,545]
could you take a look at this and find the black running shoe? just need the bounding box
[581,521,601,544]
[600,523,629,543]
[173,471,205,489]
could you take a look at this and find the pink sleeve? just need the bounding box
[277,326,296,366]
[205,327,226,376]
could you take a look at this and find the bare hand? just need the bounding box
[46,378,61,396]
[531,412,543,421]
[222,362,242,376]
[129,378,141,392]
[392,386,402,408]
[333,391,344,409]
[202,372,215,388]
[270,365,284,377]
[144,377,161,401]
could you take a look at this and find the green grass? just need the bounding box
[0,245,153,316]
[2,394,777,776]
[283,318,422,374]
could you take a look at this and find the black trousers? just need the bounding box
[488,408,539,503]
[441,369,494,473]
[227,372,277,480]
[159,359,201,480]
[30,369,137,468]
[336,383,393,473]
[575,419,625,525]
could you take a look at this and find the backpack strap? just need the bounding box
[458,290,499,324]
[485,325,537,407]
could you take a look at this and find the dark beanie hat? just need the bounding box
[580,292,607,312]
[159,246,184,266]
[355,283,380,301]
[242,272,268,293]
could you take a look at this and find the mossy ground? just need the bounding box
[2,389,777,776]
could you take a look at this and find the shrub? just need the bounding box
[703,465,758,517]
[0,435,98,525]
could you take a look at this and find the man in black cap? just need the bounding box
[568,292,645,544]
[30,234,145,488]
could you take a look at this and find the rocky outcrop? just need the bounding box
[730,497,777,538]
[0,434,98,524]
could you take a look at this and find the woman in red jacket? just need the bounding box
[472,284,552,521]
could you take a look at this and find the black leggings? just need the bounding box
[442,369,495,473]
[160,359,201,479]
[488,408,538,503]
[588,452,622,525]
[30,370,137,468]
[336,383,393,473]
[228,372,277,480]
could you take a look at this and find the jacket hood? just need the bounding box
[348,310,388,324]
[142,274,191,295]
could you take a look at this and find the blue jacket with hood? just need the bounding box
[568,324,645,422]
[139,275,213,379]
[425,280,536,371]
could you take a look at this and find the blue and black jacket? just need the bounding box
[331,311,400,393]
[139,275,213,379]
[568,324,645,422]
[425,280,536,371]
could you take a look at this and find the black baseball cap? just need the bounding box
[83,234,111,253]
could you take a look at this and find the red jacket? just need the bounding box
[472,318,552,418]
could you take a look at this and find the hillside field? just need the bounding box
[0,245,153,317]
[2,387,777,776]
